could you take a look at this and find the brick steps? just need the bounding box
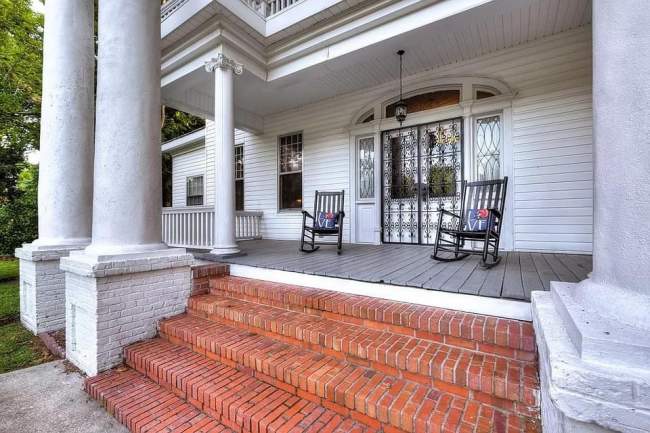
[124,338,375,433]
[210,276,536,359]
[86,368,233,433]
[187,294,538,408]
[160,314,539,431]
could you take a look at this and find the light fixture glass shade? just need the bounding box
[395,100,407,123]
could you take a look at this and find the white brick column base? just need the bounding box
[15,244,86,334]
[60,249,192,376]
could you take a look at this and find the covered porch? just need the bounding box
[210,239,593,302]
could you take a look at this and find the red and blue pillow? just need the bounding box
[465,209,494,231]
[316,211,338,229]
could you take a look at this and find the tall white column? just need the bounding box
[16,0,95,334]
[206,54,243,256]
[85,0,165,255]
[532,2,650,431]
[60,0,192,376]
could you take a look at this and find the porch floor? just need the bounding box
[214,239,592,302]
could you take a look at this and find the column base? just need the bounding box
[60,248,193,376]
[15,242,88,334]
[208,245,242,258]
[532,283,650,433]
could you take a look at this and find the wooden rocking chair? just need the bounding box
[432,177,508,268]
[300,190,345,255]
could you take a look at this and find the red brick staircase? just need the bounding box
[86,266,540,433]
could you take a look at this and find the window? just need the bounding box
[278,133,303,210]
[475,115,502,180]
[385,90,460,118]
[235,144,244,211]
[358,137,375,199]
[186,175,204,206]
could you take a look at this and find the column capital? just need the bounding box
[205,54,243,76]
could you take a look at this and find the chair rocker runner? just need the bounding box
[432,177,508,268]
[300,190,345,254]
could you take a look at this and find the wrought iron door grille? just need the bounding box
[382,118,463,245]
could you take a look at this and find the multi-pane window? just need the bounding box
[358,137,375,199]
[235,144,244,211]
[475,115,502,180]
[186,175,204,206]
[278,132,303,210]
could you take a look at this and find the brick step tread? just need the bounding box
[160,314,540,428]
[209,276,536,355]
[125,338,376,433]
[188,294,538,406]
[85,368,234,433]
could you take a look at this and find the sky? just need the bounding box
[31,0,44,14]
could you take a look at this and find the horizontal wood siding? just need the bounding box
[191,26,594,251]
[171,146,206,207]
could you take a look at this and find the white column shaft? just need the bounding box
[208,56,241,255]
[88,0,164,254]
[36,0,95,246]
[572,0,650,328]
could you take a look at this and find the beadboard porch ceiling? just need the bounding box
[162,0,592,124]
[209,239,593,302]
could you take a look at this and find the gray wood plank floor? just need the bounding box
[214,240,593,302]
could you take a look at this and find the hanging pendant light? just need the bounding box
[395,50,407,124]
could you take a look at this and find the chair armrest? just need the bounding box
[301,210,315,220]
[487,208,502,219]
[439,209,461,220]
[337,210,346,219]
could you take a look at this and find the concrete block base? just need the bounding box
[60,248,193,376]
[532,285,650,433]
[15,243,86,334]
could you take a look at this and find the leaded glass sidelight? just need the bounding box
[358,137,375,199]
[475,115,502,180]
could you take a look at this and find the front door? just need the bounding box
[381,117,463,244]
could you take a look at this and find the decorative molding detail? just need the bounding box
[205,54,244,75]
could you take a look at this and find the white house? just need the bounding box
[15,1,650,432]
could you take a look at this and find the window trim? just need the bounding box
[235,143,244,211]
[185,175,205,206]
[277,131,304,212]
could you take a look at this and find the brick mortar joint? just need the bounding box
[61,253,194,278]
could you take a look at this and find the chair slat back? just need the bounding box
[460,177,508,227]
[314,190,345,216]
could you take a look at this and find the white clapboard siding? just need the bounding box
[171,146,206,208]
[182,26,594,251]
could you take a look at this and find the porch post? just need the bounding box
[532,2,650,432]
[205,54,243,256]
[60,0,192,376]
[15,0,95,334]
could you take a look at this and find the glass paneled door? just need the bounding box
[381,118,463,244]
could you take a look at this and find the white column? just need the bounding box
[532,2,650,431]
[60,0,192,376]
[205,54,243,256]
[15,0,95,334]
[85,0,165,255]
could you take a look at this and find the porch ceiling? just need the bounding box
[162,0,591,123]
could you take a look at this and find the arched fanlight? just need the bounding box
[395,50,407,124]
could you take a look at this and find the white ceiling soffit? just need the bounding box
[161,0,591,118]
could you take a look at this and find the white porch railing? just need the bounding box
[161,0,190,21]
[240,0,305,18]
[162,207,263,249]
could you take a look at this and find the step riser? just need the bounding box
[124,340,375,433]
[208,277,536,357]
[187,300,538,410]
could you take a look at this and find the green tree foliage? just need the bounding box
[0,0,43,203]
[0,165,38,254]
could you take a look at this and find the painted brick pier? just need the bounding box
[86,265,540,433]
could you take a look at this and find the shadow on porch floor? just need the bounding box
[199,239,592,302]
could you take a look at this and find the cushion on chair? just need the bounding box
[316,211,338,229]
[464,208,493,232]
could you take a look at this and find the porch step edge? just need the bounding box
[85,367,233,433]
[187,295,539,408]
[209,273,536,357]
